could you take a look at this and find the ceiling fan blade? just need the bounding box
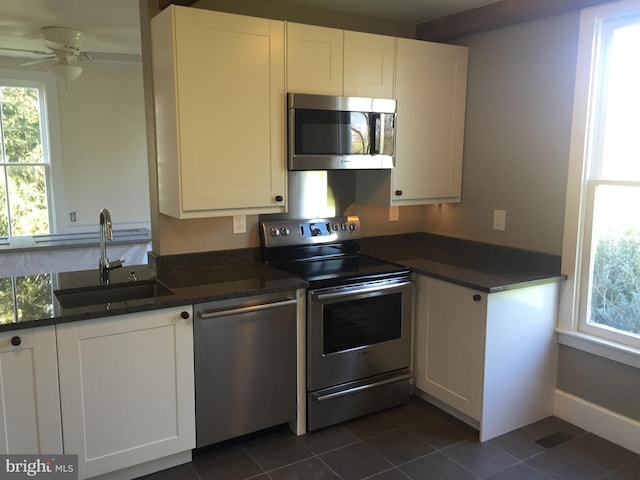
[0,46,52,57]
[20,56,57,66]
[82,51,142,65]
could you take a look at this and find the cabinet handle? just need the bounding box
[395,190,403,196]
[180,311,190,320]
[473,294,482,302]
[11,336,21,346]
[275,195,284,202]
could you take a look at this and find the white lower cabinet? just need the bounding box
[414,275,559,441]
[56,306,195,479]
[0,326,62,454]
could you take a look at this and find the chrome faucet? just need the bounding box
[99,208,124,284]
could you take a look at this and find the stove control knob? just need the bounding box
[349,223,357,231]
[332,223,339,231]
[280,227,290,236]
[270,227,280,237]
[340,223,347,231]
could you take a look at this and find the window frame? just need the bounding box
[559,0,640,366]
[0,68,65,237]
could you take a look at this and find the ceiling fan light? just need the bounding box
[47,63,83,81]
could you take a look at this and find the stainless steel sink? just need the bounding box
[55,280,175,308]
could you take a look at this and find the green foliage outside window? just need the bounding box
[590,229,640,335]
[0,274,53,324]
[0,85,50,237]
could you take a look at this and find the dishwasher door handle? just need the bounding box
[198,299,297,319]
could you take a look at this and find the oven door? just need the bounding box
[307,276,413,391]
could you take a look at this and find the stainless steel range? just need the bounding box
[260,215,414,431]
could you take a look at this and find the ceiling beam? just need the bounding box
[416,0,616,42]
[158,0,198,10]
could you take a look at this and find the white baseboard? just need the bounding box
[554,389,640,454]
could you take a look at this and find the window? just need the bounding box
[0,274,53,324]
[0,78,53,237]
[561,0,640,356]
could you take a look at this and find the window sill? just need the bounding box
[557,329,640,368]
[0,228,151,253]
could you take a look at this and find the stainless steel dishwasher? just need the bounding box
[193,291,298,447]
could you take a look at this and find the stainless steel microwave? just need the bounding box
[287,93,396,170]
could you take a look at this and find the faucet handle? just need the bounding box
[109,259,124,270]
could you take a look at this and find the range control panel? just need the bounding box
[261,215,361,248]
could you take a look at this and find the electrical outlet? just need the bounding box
[389,206,400,222]
[232,215,246,234]
[69,211,77,222]
[493,209,506,231]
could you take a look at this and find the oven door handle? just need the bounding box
[314,279,413,301]
[311,371,413,402]
[198,299,296,319]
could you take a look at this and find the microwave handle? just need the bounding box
[370,113,381,155]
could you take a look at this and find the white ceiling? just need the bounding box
[0,0,142,57]
[0,0,499,58]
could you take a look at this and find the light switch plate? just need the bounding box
[233,215,247,234]
[389,206,400,222]
[493,209,506,231]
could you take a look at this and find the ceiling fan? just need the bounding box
[0,26,139,81]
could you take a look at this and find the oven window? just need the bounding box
[323,292,402,354]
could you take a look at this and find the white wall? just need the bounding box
[56,64,151,232]
[422,13,580,255]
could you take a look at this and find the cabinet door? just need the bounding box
[152,6,286,218]
[0,326,62,454]
[393,39,468,204]
[286,22,343,95]
[343,31,395,98]
[56,307,194,479]
[414,276,484,420]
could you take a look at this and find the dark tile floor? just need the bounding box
[141,396,640,480]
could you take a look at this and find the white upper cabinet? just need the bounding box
[286,22,344,95]
[343,30,395,98]
[151,6,468,214]
[393,38,468,203]
[356,38,468,206]
[151,6,287,218]
[286,23,395,98]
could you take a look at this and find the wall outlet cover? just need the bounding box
[493,209,506,231]
[233,215,247,234]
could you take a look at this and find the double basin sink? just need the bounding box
[55,279,175,309]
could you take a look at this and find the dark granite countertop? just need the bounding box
[0,233,565,332]
[0,258,307,332]
[360,232,565,293]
